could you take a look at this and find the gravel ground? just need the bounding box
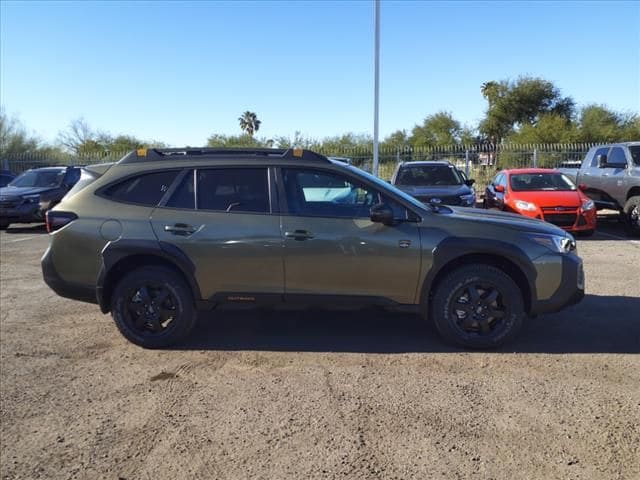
[1,216,639,480]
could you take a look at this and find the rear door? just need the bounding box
[277,167,421,305]
[150,167,284,301]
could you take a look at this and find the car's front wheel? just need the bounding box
[431,265,525,348]
[623,196,640,237]
[111,266,197,348]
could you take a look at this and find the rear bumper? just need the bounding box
[41,246,98,304]
[530,254,584,315]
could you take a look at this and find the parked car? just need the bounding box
[42,148,583,350]
[0,166,81,229]
[390,161,476,207]
[556,142,640,236]
[484,168,597,236]
[0,169,16,187]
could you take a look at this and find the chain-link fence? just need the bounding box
[2,143,596,189]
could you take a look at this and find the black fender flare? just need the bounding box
[96,239,201,313]
[419,236,538,311]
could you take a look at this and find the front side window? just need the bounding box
[197,168,269,213]
[591,147,609,167]
[282,168,379,218]
[102,170,179,205]
[395,165,463,186]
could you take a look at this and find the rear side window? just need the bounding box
[197,168,269,213]
[607,147,627,166]
[166,171,195,209]
[102,171,179,205]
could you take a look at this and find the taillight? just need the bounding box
[46,211,78,233]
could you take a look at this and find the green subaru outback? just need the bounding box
[41,148,584,349]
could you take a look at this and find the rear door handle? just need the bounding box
[164,223,197,236]
[285,229,314,241]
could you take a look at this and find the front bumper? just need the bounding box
[530,254,584,315]
[41,246,98,304]
[0,202,44,223]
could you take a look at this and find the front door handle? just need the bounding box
[285,230,314,241]
[164,223,197,236]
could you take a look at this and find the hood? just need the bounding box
[397,184,471,197]
[442,206,567,236]
[0,185,58,198]
[510,190,582,207]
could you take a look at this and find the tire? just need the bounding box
[576,229,595,237]
[623,196,640,237]
[0,222,8,230]
[110,266,197,348]
[431,265,525,349]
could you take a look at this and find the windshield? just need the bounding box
[8,170,65,188]
[395,165,463,186]
[345,165,428,211]
[510,173,576,192]
[629,146,640,166]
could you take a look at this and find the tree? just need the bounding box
[507,114,578,144]
[274,131,315,149]
[0,109,40,156]
[479,76,575,142]
[410,112,463,148]
[577,105,640,142]
[206,133,268,148]
[381,129,410,150]
[238,111,261,137]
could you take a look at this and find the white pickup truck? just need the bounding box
[557,142,640,236]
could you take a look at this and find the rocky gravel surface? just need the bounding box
[1,221,638,479]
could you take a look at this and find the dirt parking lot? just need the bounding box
[1,214,639,480]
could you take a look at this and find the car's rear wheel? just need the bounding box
[431,265,525,348]
[623,196,640,237]
[111,266,197,348]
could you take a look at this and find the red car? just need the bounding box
[484,168,596,235]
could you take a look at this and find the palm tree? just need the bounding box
[238,111,261,137]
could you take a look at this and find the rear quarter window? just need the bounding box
[101,170,180,206]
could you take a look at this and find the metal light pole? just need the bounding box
[372,0,380,176]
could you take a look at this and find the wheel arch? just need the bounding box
[626,186,640,201]
[420,239,536,315]
[97,240,201,313]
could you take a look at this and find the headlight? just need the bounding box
[460,193,476,205]
[515,200,537,212]
[22,194,40,204]
[530,233,576,254]
[581,199,595,212]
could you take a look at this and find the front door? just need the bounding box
[150,167,284,301]
[278,167,422,305]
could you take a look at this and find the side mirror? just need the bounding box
[370,203,395,226]
[494,184,505,193]
[578,183,587,191]
[464,179,475,187]
[597,154,608,168]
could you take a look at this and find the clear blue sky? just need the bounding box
[1,0,639,146]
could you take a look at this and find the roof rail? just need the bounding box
[118,147,330,164]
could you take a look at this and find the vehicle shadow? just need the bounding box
[3,223,46,234]
[178,294,640,354]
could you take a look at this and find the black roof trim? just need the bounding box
[118,147,331,164]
